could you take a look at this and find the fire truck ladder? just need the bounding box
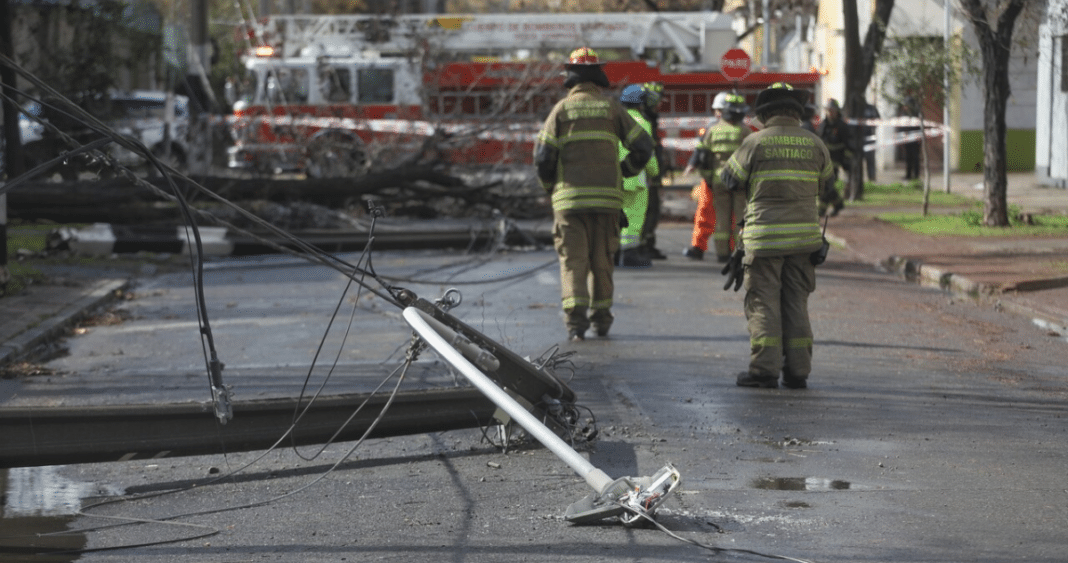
[252,12,736,69]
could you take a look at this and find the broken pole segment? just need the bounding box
[402,306,682,525]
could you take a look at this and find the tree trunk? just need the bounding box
[842,0,895,200]
[842,0,863,200]
[981,38,1011,227]
[959,0,1026,227]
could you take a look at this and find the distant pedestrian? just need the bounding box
[899,97,922,180]
[861,100,880,182]
[815,98,849,216]
[533,47,654,342]
[720,82,834,389]
[801,103,818,134]
[683,93,751,262]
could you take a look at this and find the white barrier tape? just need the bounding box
[863,127,945,152]
[846,116,945,128]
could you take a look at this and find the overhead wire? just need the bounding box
[25,352,416,556]
[0,53,424,554]
[0,59,232,422]
[0,57,405,307]
[0,64,549,556]
[1,38,616,559]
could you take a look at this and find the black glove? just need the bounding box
[721,249,744,291]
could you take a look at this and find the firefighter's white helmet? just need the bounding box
[712,92,731,110]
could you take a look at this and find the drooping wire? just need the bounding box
[0,56,230,422]
[289,201,384,461]
[0,62,404,308]
[617,504,816,563]
[22,337,420,557]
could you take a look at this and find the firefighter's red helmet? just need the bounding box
[566,47,602,66]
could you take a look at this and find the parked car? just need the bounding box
[12,90,189,181]
[105,90,190,171]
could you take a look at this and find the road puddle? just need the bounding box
[750,477,851,491]
[1,466,113,562]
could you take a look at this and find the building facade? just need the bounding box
[1036,0,1068,188]
[804,0,1040,175]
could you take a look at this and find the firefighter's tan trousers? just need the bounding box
[742,253,816,379]
[553,211,619,333]
[710,179,744,260]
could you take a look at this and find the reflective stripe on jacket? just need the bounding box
[694,119,750,182]
[534,83,653,214]
[721,115,833,257]
[619,108,659,192]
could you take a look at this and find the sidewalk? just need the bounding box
[661,170,1068,326]
[0,277,130,368]
[3,171,1066,368]
[823,171,1068,328]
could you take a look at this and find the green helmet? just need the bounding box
[725,93,749,114]
[641,82,663,113]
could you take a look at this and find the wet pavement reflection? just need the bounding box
[1,467,94,562]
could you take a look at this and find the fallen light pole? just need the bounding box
[403,306,681,526]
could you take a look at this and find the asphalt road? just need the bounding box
[3,223,1067,563]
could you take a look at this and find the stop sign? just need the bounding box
[720,48,752,81]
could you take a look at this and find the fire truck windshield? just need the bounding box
[264,68,310,104]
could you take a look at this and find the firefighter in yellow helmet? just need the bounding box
[534,47,654,341]
[719,82,834,389]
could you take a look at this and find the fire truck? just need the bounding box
[226,12,820,177]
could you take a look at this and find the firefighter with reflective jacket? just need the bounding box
[534,47,654,342]
[617,84,659,269]
[683,92,751,262]
[637,81,667,260]
[720,83,834,389]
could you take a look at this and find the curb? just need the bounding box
[828,231,1068,326]
[0,278,131,367]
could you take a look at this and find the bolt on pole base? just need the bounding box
[565,464,682,526]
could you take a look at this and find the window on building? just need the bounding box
[358,68,395,103]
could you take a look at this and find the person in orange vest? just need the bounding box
[683,92,751,262]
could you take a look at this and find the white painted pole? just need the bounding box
[944,0,952,193]
[402,307,615,495]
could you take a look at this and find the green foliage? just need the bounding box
[2,227,50,297]
[17,0,159,103]
[878,206,1068,237]
[877,34,975,115]
[847,181,972,207]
